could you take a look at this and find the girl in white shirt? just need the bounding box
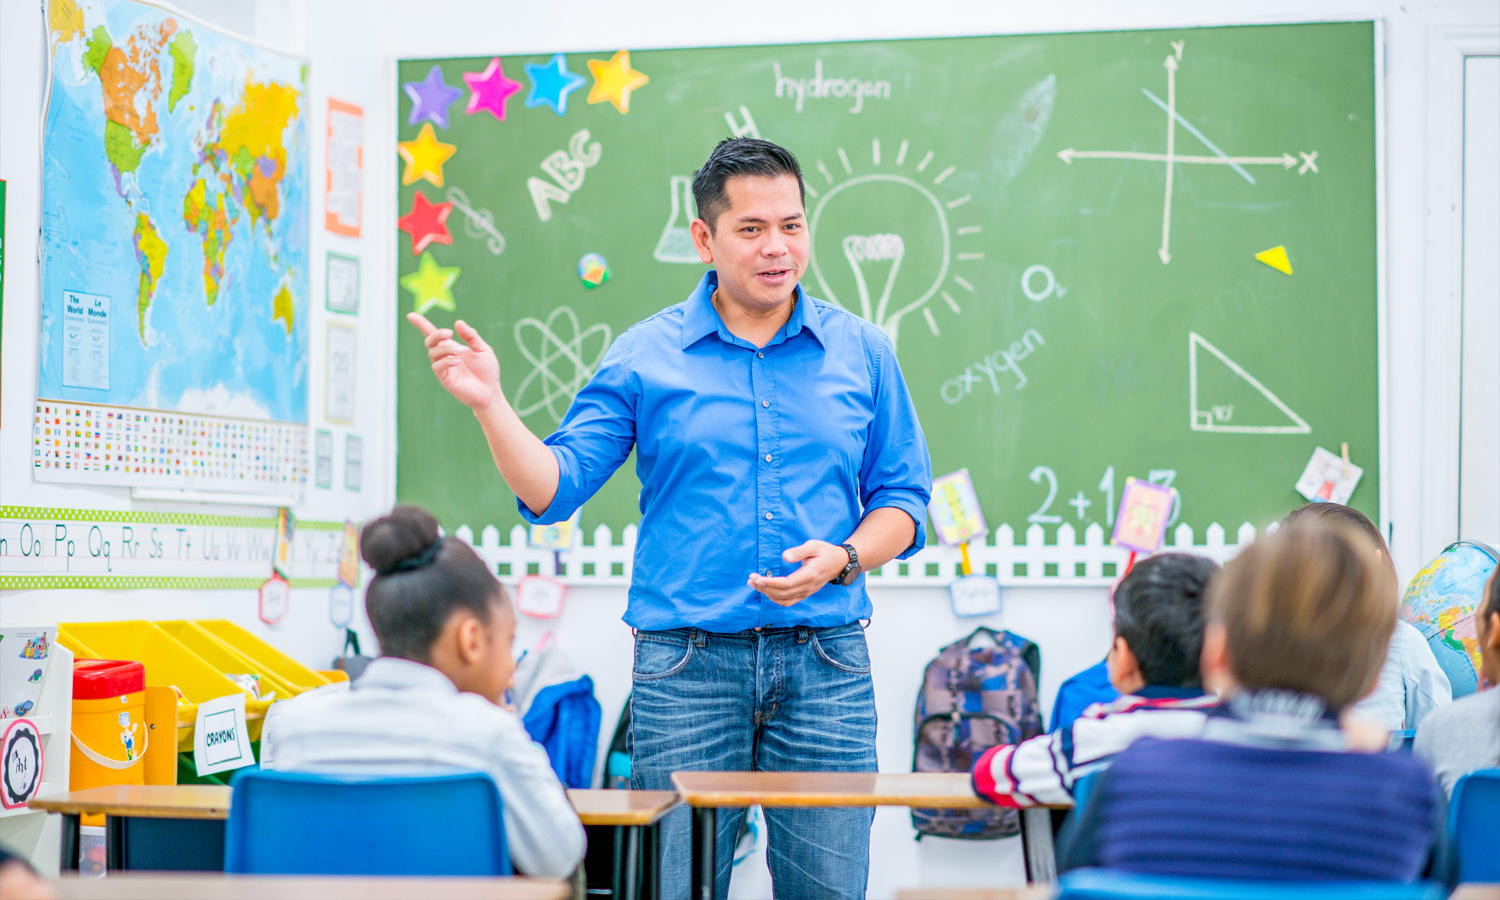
[266,505,586,879]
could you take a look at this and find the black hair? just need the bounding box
[1113,553,1220,688]
[691,137,805,232]
[1282,502,1388,554]
[360,506,508,663]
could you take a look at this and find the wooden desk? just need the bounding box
[30,785,233,872]
[30,785,231,819]
[52,873,569,899]
[671,771,1067,900]
[32,784,678,897]
[568,789,678,900]
[568,788,678,826]
[671,771,992,808]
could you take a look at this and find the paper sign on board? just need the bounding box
[193,693,255,777]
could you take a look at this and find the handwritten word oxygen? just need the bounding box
[940,329,1046,404]
[773,60,891,114]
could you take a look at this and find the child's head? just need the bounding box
[361,506,516,703]
[1107,553,1219,694]
[1282,502,1394,579]
[1202,519,1397,710]
[1480,565,1500,689]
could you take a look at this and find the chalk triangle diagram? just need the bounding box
[1188,332,1311,434]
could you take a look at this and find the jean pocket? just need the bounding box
[811,630,872,674]
[632,634,694,681]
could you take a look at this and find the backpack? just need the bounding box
[912,626,1043,839]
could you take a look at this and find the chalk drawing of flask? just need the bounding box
[653,176,702,264]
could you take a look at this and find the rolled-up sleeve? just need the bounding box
[518,334,637,526]
[860,335,931,559]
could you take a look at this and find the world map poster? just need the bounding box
[36,0,309,494]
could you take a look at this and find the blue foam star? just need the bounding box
[524,54,586,117]
[404,65,464,129]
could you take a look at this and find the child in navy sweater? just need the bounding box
[1060,519,1451,884]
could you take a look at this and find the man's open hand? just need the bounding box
[408,313,502,412]
[748,540,851,607]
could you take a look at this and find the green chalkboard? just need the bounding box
[395,22,1379,539]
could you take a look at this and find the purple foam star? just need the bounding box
[403,65,464,129]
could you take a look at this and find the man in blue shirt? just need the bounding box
[410,138,932,900]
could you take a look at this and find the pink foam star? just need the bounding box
[463,58,523,122]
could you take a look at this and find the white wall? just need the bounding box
[4,0,1497,895]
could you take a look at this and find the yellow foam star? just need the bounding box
[398,123,457,187]
[400,251,460,314]
[587,50,649,114]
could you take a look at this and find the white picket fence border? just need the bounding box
[451,521,1268,588]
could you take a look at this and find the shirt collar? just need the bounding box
[353,657,458,694]
[1135,684,1207,700]
[681,270,825,350]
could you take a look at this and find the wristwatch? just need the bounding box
[831,543,861,586]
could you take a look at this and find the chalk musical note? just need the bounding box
[445,187,507,256]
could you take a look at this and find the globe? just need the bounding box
[1400,542,1498,698]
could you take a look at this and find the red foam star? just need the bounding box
[397,190,454,255]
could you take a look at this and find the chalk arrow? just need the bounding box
[1057,150,1302,168]
[1165,55,1179,71]
[1158,247,1172,264]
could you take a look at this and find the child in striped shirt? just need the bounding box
[972,553,1220,807]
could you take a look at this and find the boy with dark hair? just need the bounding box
[1060,520,1450,883]
[973,553,1219,806]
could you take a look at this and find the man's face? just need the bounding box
[691,174,808,311]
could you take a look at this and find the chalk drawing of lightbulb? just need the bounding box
[810,164,964,349]
[808,75,1057,348]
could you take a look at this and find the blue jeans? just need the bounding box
[629,622,878,900]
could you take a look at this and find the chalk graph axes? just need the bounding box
[1058,41,1319,264]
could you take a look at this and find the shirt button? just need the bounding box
[765,454,773,462]
[762,401,770,408]
[757,351,765,359]
[765,512,773,520]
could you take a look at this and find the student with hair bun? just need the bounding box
[266,505,585,880]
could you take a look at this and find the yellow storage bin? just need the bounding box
[192,619,333,694]
[58,621,272,751]
[156,621,296,703]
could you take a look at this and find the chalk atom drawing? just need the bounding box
[513,307,613,422]
[1189,332,1310,434]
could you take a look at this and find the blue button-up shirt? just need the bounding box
[520,270,932,632]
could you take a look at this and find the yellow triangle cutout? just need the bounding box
[1255,245,1293,276]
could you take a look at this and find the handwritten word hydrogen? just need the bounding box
[772,60,891,114]
[940,329,1046,404]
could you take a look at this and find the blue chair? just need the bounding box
[1071,769,1102,811]
[1448,767,1500,883]
[1057,868,1446,900]
[224,769,510,875]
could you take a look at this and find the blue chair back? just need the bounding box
[1448,767,1500,883]
[225,769,510,876]
[1071,769,1103,810]
[1057,868,1446,900]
